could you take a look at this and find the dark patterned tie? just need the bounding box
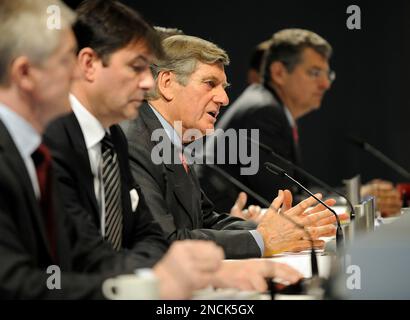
[101,133,122,250]
[32,143,57,262]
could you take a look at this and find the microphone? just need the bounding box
[347,135,410,180]
[201,162,319,277]
[247,136,355,219]
[264,162,344,249]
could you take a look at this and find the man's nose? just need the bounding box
[214,86,229,107]
[140,69,155,90]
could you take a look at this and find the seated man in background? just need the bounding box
[198,29,402,217]
[121,34,343,260]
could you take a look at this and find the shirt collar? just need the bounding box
[149,103,183,150]
[70,94,106,149]
[0,103,41,158]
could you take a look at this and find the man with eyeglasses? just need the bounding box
[197,29,337,212]
[199,28,402,217]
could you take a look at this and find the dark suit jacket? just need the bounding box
[44,112,168,268]
[197,83,301,212]
[0,120,142,299]
[120,103,260,259]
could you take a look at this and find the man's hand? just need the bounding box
[212,259,303,292]
[282,189,350,226]
[361,179,402,217]
[230,192,264,224]
[153,240,224,299]
[257,190,344,256]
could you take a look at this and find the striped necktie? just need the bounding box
[101,133,122,250]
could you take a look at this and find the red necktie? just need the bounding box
[32,143,57,262]
[292,125,299,145]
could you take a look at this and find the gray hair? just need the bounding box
[0,0,76,85]
[146,35,230,100]
[262,28,332,86]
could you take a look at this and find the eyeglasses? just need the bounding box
[306,68,336,83]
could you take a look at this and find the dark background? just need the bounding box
[65,0,410,187]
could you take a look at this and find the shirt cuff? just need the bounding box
[249,230,264,257]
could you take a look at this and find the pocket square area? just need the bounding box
[129,188,139,212]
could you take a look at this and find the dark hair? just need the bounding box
[249,40,271,73]
[249,47,265,72]
[262,28,332,86]
[154,26,184,41]
[73,0,163,65]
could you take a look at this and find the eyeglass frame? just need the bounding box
[305,67,336,83]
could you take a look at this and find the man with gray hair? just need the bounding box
[122,34,340,263]
[0,0,113,299]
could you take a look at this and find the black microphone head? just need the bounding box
[346,135,365,149]
[264,162,286,176]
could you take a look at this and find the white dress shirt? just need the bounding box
[283,105,296,129]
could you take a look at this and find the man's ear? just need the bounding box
[269,61,288,86]
[157,71,174,101]
[77,47,99,82]
[9,56,35,91]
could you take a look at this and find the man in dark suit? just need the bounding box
[122,102,261,259]
[122,34,340,259]
[199,29,402,217]
[44,0,168,266]
[0,0,230,300]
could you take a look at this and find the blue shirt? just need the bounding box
[0,103,41,198]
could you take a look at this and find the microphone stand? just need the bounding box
[247,137,356,219]
[201,163,320,278]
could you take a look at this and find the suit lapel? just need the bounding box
[63,114,100,224]
[0,120,54,260]
[168,162,196,226]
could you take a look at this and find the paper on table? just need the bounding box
[269,253,333,279]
